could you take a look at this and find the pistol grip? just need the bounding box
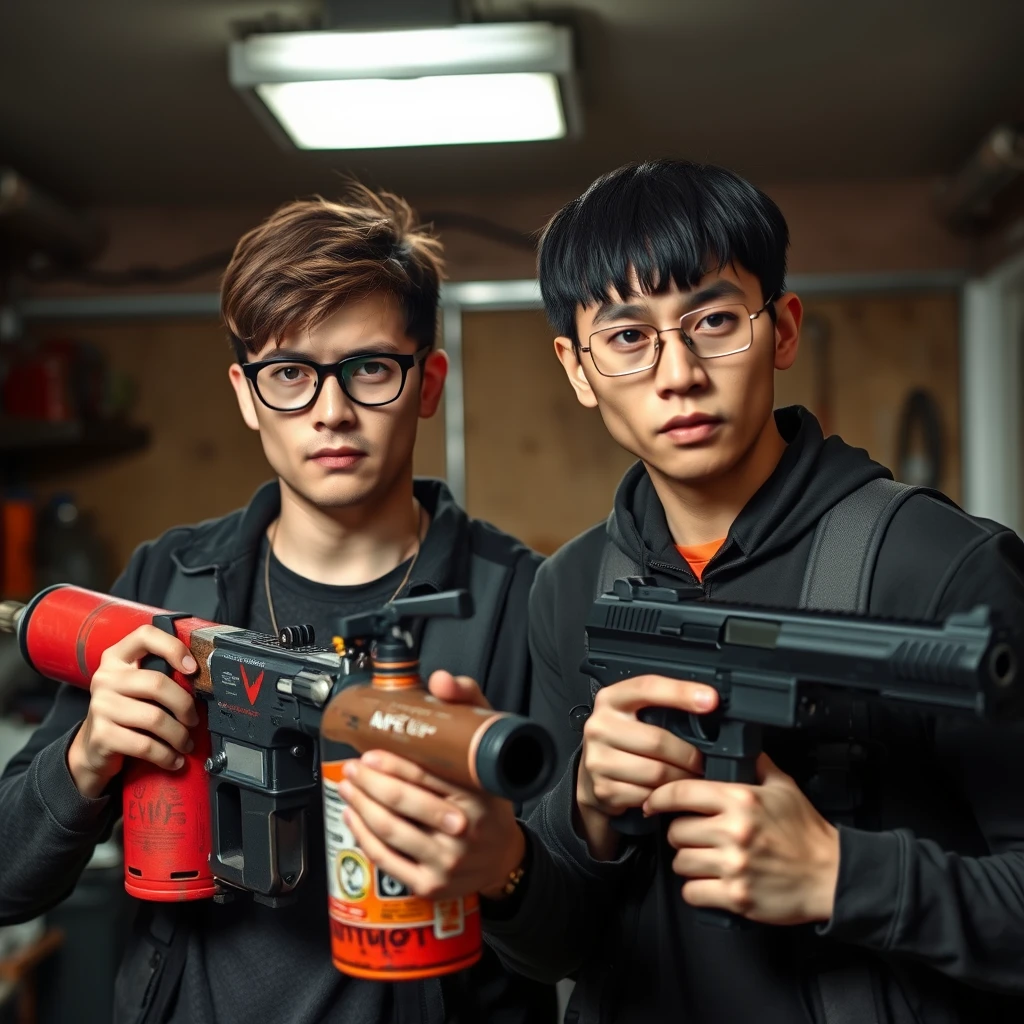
[696,907,752,930]
[611,807,658,836]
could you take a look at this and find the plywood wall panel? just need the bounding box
[461,310,635,554]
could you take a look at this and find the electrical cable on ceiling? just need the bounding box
[423,211,537,252]
[20,211,537,288]
[27,250,236,287]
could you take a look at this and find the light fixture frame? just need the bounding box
[228,21,581,151]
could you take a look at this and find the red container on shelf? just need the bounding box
[1,493,36,600]
[2,346,74,422]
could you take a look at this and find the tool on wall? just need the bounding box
[896,387,944,489]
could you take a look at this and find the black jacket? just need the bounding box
[0,478,556,1024]
[484,407,1024,1024]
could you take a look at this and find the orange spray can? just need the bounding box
[319,591,555,981]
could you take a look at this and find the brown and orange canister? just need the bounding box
[319,642,490,980]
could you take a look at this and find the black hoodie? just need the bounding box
[484,407,1024,1024]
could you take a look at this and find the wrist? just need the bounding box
[806,821,841,922]
[479,821,526,901]
[574,777,620,860]
[67,733,109,799]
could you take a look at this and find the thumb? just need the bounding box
[756,752,789,786]
[427,669,491,709]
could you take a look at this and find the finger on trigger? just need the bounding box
[621,675,718,714]
[590,719,701,775]
[114,626,191,676]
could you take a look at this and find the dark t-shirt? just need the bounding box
[170,539,414,1024]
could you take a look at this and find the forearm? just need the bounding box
[818,827,1024,993]
[0,689,117,922]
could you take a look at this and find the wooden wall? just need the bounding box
[774,293,961,502]
[461,309,635,554]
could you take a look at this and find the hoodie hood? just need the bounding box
[606,406,891,580]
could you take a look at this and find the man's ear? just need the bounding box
[554,336,598,409]
[418,349,448,419]
[228,363,261,431]
[772,292,803,371]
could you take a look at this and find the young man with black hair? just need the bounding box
[0,187,556,1024]
[510,159,1024,1021]
[351,160,1024,1023]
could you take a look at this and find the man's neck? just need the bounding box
[270,477,424,587]
[647,416,787,548]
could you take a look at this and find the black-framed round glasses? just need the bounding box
[241,348,429,411]
[581,300,774,378]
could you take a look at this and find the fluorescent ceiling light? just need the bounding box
[230,21,577,150]
[257,73,565,149]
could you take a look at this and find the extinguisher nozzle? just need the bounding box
[0,600,25,635]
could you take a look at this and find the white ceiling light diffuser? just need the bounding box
[229,22,578,150]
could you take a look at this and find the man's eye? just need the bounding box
[272,365,309,381]
[612,329,648,345]
[695,312,736,331]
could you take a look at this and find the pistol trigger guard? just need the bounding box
[683,713,718,757]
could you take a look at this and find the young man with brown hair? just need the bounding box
[0,186,556,1024]
[339,161,1024,1024]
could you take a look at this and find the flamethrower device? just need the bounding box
[0,584,556,979]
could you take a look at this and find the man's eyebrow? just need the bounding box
[590,280,749,328]
[591,302,651,328]
[684,280,746,309]
[263,341,405,360]
[338,342,405,358]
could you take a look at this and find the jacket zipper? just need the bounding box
[646,558,710,599]
[648,549,748,600]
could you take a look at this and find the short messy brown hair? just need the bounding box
[221,183,444,357]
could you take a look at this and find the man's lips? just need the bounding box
[659,414,722,444]
[309,447,367,467]
[659,414,721,432]
[311,447,365,458]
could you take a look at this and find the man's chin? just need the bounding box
[643,446,735,486]
[281,472,380,511]
[311,482,379,509]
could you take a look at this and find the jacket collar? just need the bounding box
[606,407,890,580]
[169,477,473,599]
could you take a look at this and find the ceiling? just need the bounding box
[0,0,1022,207]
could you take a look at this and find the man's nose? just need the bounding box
[654,331,708,395]
[313,372,358,428]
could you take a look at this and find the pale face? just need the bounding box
[555,264,801,486]
[229,292,447,511]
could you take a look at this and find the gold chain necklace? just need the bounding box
[264,502,426,639]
